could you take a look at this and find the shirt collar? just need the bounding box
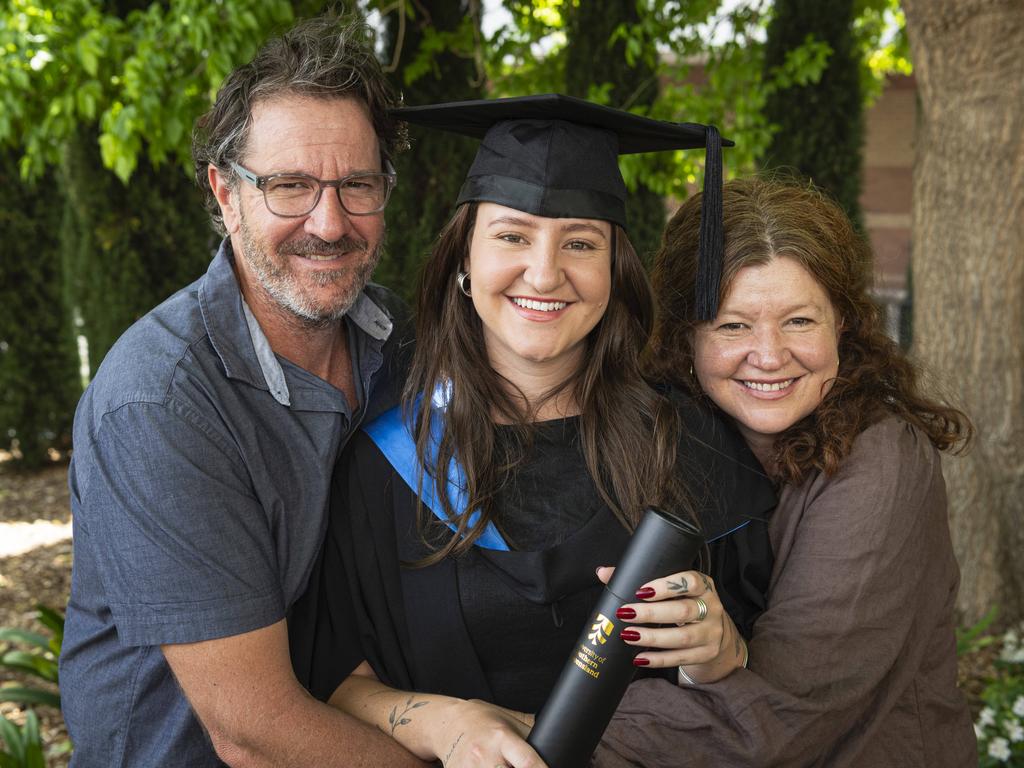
[199,239,394,405]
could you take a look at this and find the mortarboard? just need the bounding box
[393,93,731,319]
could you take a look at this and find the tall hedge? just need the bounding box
[0,152,81,467]
[61,131,215,370]
[761,0,864,226]
[564,0,665,263]
[376,2,483,303]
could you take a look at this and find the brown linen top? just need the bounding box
[593,417,976,768]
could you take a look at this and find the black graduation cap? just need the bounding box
[393,93,732,319]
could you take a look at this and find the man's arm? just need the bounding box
[163,620,429,768]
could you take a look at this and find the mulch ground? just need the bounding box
[0,459,72,767]
[0,456,1001,766]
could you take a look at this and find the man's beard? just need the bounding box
[239,213,382,327]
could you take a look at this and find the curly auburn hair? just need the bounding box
[191,14,408,234]
[648,176,971,485]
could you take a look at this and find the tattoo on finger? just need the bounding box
[699,573,714,592]
[667,576,689,593]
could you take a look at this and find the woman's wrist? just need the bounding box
[677,633,748,686]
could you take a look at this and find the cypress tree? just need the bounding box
[563,0,665,263]
[0,152,81,467]
[377,2,483,303]
[61,130,214,371]
[761,0,864,226]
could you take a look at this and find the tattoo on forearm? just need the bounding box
[667,576,689,593]
[444,733,464,765]
[699,573,714,592]
[388,696,428,736]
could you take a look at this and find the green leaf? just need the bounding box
[0,717,23,764]
[0,652,58,682]
[0,686,61,709]
[34,606,64,640]
[22,713,43,768]
[0,629,49,652]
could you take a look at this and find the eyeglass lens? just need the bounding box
[263,174,391,216]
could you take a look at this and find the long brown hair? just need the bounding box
[406,203,687,563]
[648,176,972,485]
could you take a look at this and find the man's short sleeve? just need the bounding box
[74,399,285,646]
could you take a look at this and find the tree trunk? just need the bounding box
[902,0,1024,624]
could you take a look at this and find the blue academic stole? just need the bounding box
[362,398,510,551]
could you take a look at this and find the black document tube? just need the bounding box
[527,507,704,768]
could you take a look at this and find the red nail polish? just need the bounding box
[620,629,641,642]
[615,607,636,620]
[635,587,656,599]
[632,657,650,667]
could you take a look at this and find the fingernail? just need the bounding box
[620,629,641,642]
[615,607,637,620]
[632,657,650,667]
[635,587,656,599]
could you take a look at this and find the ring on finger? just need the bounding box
[692,596,708,623]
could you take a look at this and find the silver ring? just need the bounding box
[693,596,708,623]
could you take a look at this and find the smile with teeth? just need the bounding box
[511,297,568,312]
[742,378,795,392]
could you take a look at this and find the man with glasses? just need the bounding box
[60,16,426,767]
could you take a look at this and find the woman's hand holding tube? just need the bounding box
[329,662,545,767]
[595,566,747,685]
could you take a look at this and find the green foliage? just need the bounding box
[488,2,835,213]
[976,621,1024,766]
[0,606,65,767]
[761,0,865,227]
[0,605,64,712]
[60,128,214,370]
[0,710,45,768]
[0,0,294,181]
[373,0,485,303]
[854,0,911,103]
[959,605,1000,657]
[0,150,80,467]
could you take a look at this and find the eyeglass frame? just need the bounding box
[229,159,398,218]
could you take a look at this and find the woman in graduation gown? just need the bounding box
[289,95,775,767]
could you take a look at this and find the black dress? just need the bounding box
[289,393,776,712]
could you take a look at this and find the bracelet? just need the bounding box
[677,637,749,687]
[677,665,699,686]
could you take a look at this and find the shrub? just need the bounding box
[975,621,1024,766]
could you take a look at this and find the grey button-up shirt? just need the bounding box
[60,241,409,767]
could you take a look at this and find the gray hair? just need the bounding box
[191,14,408,234]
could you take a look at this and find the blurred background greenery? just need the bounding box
[2,1,1022,764]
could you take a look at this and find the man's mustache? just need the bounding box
[279,236,369,257]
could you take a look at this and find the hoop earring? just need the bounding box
[456,271,472,297]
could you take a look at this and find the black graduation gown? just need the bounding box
[289,394,776,712]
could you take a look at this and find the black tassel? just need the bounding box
[695,125,724,321]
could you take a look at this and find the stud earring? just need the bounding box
[456,271,472,297]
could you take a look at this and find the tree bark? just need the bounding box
[902,0,1024,623]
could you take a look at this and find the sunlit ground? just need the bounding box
[0,449,73,559]
[0,520,72,558]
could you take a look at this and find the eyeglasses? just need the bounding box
[230,161,397,217]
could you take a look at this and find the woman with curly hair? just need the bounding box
[594,176,976,768]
